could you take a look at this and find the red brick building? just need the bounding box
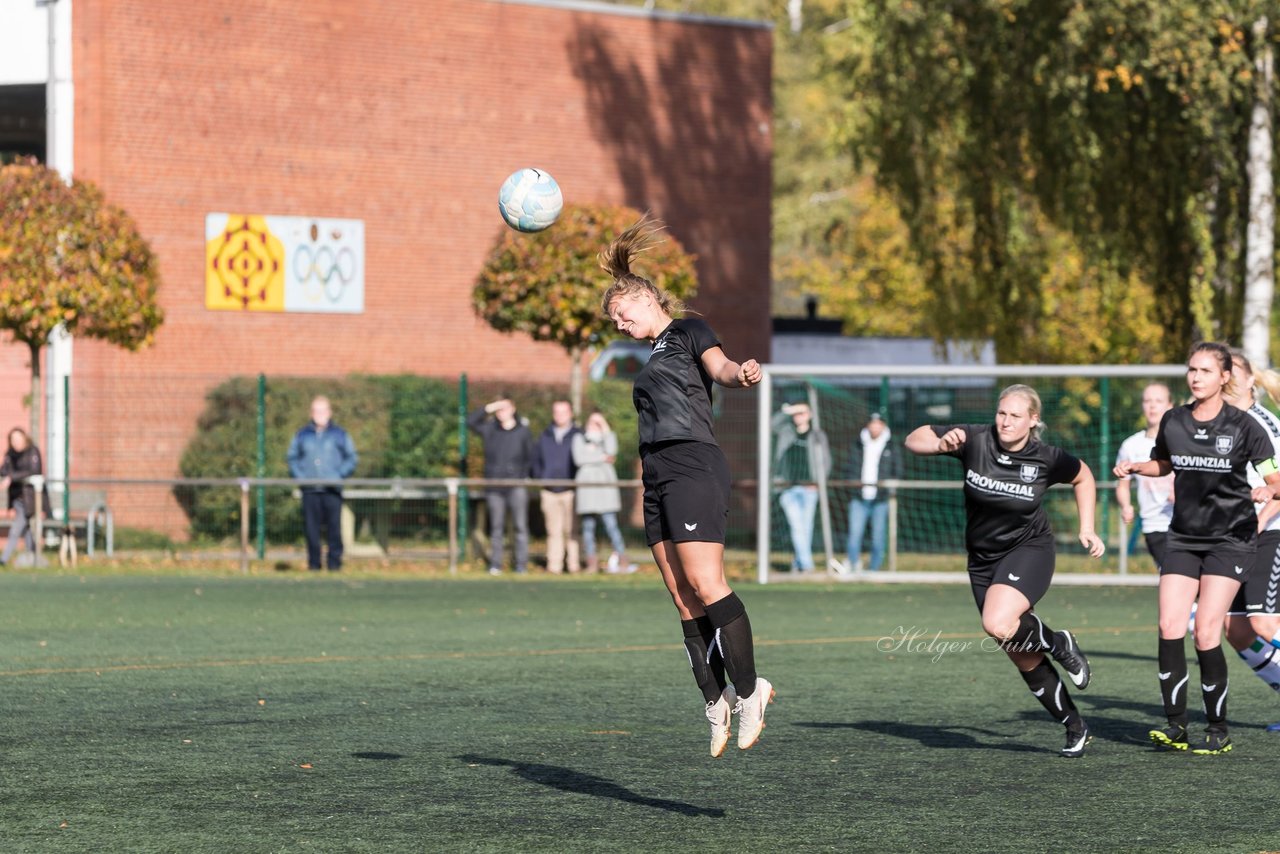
[3,0,772,532]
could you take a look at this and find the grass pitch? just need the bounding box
[0,572,1276,853]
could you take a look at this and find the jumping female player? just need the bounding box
[905,384,1104,758]
[1114,342,1280,755]
[600,216,774,757]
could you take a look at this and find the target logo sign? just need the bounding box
[205,213,364,313]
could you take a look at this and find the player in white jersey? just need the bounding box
[1115,383,1175,568]
[1222,351,1280,725]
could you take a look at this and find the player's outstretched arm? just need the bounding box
[700,347,761,388]
[905,425,965,455]
[1113,458,1171,479]
[1070,462,1105,558]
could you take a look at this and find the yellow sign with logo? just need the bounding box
[205,213,365,313]
[205,215,286,311]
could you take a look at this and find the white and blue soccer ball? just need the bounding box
[498,167,563,233]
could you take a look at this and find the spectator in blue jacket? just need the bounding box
[532,400,583,573]
[287,396,358,571]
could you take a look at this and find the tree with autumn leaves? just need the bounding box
[473,203,698,410]
[0,159,163,440]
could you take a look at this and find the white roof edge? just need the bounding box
[486,0,774,30]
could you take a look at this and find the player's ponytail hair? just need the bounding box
[599,214,687,318]
[1189,341,1237,399]
[1228,348,1280,403]
[998,383,1045,441]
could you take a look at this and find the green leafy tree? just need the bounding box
[473,203,698,410]
[825,0,1271,359]
[0,159,163,438]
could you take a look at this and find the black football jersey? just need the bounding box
[1151,403,1277,548]
[932,423,1082,562]
[632,318,720,453]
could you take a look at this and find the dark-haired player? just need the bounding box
[600,216,774,757]
[905,384,1104,758]
[1115,342,1280,755]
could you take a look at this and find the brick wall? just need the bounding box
[47,0,772,531]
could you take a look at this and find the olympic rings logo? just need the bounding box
[292,245,358,303]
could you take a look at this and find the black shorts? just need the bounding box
[1229,530,1280,616]
[967,543,1056,612]
[641,441,731,547]
[1144,531,1169,568]
[1161,543,1255,581]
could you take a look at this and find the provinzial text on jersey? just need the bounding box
[965,469,1034,499]
[1169,454,1232,470]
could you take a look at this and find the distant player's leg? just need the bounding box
[1189,572,1241,754]
[1152,570,1199,750]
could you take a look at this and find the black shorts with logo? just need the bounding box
[967,542,1056,611]
[1229,530,1280,616]
[1161,543,1255,581]
[641,440,731,547]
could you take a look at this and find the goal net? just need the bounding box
[755,364,1188,584]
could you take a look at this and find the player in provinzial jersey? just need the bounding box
[905,384,1105,758]
[601,216,774,757]
[1114,342,1280,755]
[1221,350,1280,724]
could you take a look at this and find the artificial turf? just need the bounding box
[0,572,1277,853]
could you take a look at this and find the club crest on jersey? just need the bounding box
[1019,464,1039,483]
[1216,435,1233,454]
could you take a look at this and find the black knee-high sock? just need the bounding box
[703,592,758,700]
[1018,660,1081,728]
[1002,611,1055,653]
[1158,637,1189,727]
[681,618,726,703]
[696,615,728,696]
[1197,644,1229,730]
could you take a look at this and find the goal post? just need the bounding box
[756,363,1188,584]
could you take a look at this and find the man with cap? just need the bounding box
[847,412,902,572]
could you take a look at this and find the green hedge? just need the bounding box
[176,375,640,543]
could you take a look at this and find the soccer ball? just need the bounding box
[498,168,563,233]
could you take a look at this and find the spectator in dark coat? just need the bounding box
[468,398,535,574]
[0,428,48,566]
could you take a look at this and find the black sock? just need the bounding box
[703,592,758,700]
[1158,637,1189,727]
[1002,611,1055,653]
[1019,660,1081,729]
[681,619,725,704]
[1196,644,1229,730]
[696,615,728,696]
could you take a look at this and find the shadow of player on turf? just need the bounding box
[795,720,1042,753]
[457,755,724,817]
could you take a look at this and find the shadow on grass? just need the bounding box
[794,720,1042,752]
[352,752,404,760]
[457,755,724,817]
